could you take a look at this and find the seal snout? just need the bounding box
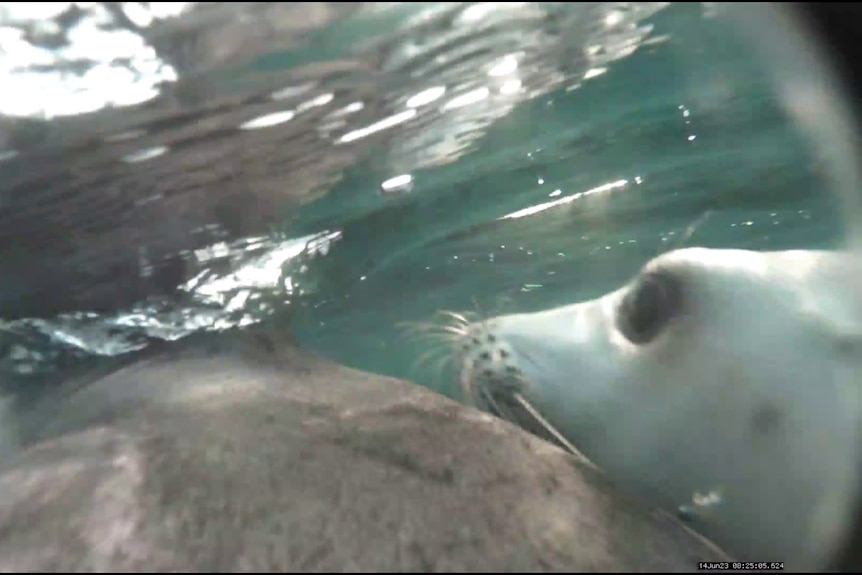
[458,321,526,416]
[459,322,522,379]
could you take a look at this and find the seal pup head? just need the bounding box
[454,247,862,570]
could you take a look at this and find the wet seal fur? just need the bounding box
[456,247,862,572]
[0,328,727,572]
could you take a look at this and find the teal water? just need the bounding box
[0,3,848,403]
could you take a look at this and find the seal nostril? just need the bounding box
[505,365,518,374]
[479,352,491,361]
[617,269,682,345]
[499,349,509,359]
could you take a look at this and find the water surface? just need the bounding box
[0,2,845,402]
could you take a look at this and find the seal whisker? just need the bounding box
[413,331,461,349]
[658,209,713,257]
[513,392,597,468]
[470,296,490,324]
[397,320,453,337]
[426,350,457,386]
[400,322,467,343]
[476,383,506,419]
[513,347,541,372]
[410,345,452,378]
[402,307,486,389]
[435,310,472,327]
[460,369,480,406]
[398,319,470,339]
[492,292,518,317]
[439,325,469,337]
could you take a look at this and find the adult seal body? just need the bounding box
[456,247,862,571]
[0,328,727,572]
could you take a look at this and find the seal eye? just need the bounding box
[616,270,681,345]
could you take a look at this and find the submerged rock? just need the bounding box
[0,328,727,572]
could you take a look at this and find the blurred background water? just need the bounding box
[0,2,848,401]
